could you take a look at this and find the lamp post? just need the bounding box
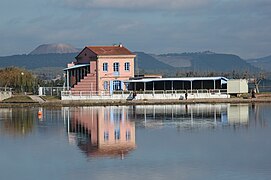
[21,72,24,93]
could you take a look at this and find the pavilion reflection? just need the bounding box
[63,106,136,159]
[131,104,249,129]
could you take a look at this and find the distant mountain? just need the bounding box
[246,55,271,72]
[0,49,262,80]
[29,43,79,55]
[0,53,78,80]
[153,52,259,73]
[134,52,176,74]
[0,53,77,69]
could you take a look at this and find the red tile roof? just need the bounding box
[86,45,134,56]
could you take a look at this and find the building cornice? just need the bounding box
[97,55,136,59]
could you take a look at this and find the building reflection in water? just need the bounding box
[63,104,251,158]
[63,106,136,159]
[228,104,249,125]
[131,104,250,129]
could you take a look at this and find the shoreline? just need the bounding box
[1,97,271,108]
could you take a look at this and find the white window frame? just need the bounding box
[124,62,130,71]
[103,62,108,72]
[104,81,109,90]
[113,62,119,72]
[113,80,121,90]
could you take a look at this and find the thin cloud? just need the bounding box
[59,0,214,10]
[1,0,271,58]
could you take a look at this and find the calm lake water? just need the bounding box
[0,104,271,180]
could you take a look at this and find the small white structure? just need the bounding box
[0,88,12,101]
[227,79,248,96]
[38,87,66,96]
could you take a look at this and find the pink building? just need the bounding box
[64,44,136,94]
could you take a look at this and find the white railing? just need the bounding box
[39,87,68,96]
[61,89,227,97]
[61,91,111,97]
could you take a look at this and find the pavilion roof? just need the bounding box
[125,77,228,84]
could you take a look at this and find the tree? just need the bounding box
[253,73,265,93]
[0,67,37,93]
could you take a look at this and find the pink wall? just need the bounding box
[98,56,135,91]
[89,60,98,91]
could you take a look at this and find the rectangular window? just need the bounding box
[124,62,130,71]
[104,81,108,90]
[103,63,108,72]
[113,80,121,90]
[113,62,119,72]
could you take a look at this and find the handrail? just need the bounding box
[61,89,228,96]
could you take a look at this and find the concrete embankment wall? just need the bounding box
[0,91,12,101]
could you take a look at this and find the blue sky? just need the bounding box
[0,0,271,58]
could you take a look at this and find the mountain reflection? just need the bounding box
[64,107,136,159]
